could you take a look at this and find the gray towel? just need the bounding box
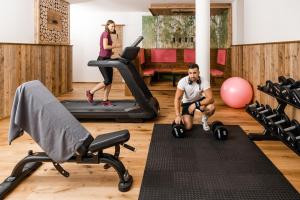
[8,80,90,163]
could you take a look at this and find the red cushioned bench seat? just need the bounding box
[210,69,224,77]
[143,69,155,76]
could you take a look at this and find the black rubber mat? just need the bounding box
[139,124,300,200]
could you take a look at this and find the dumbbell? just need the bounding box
[272,115,292,138]
[171,121,185,138]
[258,80,274,93]
[268,113,290,138]
[272,77,295,98]
[291,89,300,107]
[266,113,290,138]
[245,101,261,112]
[286,131,300,150]
[280,80,300,101]
[277,119,300,136]
[261,109,281,125]
[259,76,287,94]
[268,113,290,125]
[248,104,266,116]
[211,121,229,140]
[255,105,272,122]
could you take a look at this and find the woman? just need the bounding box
[86,20,120,106]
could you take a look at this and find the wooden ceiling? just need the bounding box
[149,3,195,15]
[149,3,231,16]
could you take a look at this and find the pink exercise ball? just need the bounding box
[220,77,253,108]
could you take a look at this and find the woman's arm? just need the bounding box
[103,38,117,50]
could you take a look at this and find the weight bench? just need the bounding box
[0,80,134,199]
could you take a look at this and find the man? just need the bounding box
[174,63,215,131]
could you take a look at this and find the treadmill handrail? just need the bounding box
[130,36,143,47]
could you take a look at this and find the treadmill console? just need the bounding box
[120,36,144,61]
[120,47,139,61]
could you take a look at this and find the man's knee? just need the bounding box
[185,124,193,130]
[182,116,193,130]
[183,121,193,130]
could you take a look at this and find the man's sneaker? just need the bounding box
[202,115,210,131]
[86,90,94,103]
[102,100,114,106]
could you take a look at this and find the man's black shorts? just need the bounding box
[181,102,195,116]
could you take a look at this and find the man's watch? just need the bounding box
[195,101,201,110]
[195,101,205,112]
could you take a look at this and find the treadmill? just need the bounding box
[61,36,160,122]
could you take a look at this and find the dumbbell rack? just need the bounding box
[247,87,300,156]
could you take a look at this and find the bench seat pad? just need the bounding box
[89,130,130,152]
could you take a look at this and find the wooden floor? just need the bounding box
[0,82,300,200]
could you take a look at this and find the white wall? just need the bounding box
[232,0,244,44]
[232,0,300,45]
[0,0,34,43]
[2,0,300,80]
[70,4,150,82]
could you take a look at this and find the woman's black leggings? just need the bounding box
[97,56,113,85]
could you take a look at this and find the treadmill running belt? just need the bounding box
[62,100,138,112]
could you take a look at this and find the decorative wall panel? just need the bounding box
[35,0,70,44]
[142,11,229,49]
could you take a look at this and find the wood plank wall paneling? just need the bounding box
[0,46,4,117]
[231,42,300,121]
[0,43,73,119]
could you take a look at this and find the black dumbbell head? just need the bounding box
[214,126,229,140]
[272,83,282,97]
[291,81,300,89]
[278,76,287,84]
[265,80,274,93]
[247,104,264,113]
[286,78,296,85]
[247,100,259,108]
[211,121,228,140]
[245,101,261,112]
[286,132,299,149]
[280,79,298,101]
[211,121,223,131]
[292,89,300,106]
[172,121,185,138]
[280,87,292,101]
